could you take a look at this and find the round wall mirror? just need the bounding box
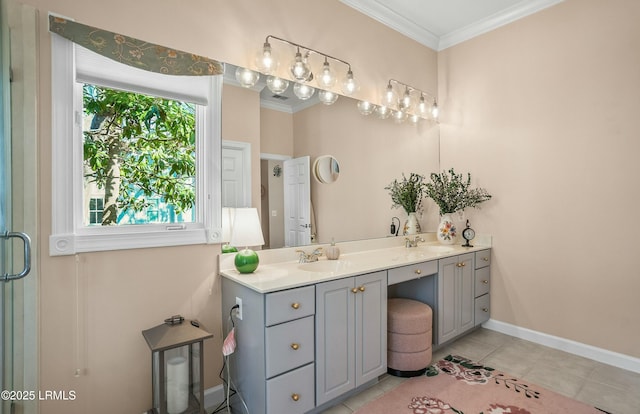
[313,155,340,184]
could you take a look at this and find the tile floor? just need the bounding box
[319,328,640,414]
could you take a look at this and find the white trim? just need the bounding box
[222,140,252,208]
[438,0,565,50]
[260,153,292,162]
[483,319,640,374]
[340,0,440,50]
[340,0,564,51]
[204,385,225,412]
[49,34,222,256]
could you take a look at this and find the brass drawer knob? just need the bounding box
[414,269,422,275]
[291,302,300,310]
[482,257,489,261]
[291,393,300,402]
[482,280,489,284]
[351,288,358,293]
[290,343,300,351]
[482,308,489,312]
[358,286,365,292]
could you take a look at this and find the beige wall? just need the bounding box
[438,0,640,357]
[17,0,438,413]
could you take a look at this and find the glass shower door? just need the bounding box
[1,3,33,413]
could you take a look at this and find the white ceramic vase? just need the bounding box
[437,213,457,245]
[403,212,421,235]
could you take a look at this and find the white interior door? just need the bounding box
[221,141,251,208]
[283,156,311,247]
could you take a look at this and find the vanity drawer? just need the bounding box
[388,261,437,285]
[265,316,315,379]
[266,285,315,326]
[475,294,490,326]
[266,363,315,414]
[475,267,491,297]
[475,250,491,269]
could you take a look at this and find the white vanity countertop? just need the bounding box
[219,233,491,293]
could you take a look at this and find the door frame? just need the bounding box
[221,140,252,208]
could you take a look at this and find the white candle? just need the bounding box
[166,356,189,414]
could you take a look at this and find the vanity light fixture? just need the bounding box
[293,82,316,100]
[318,89,339,105]
[255,39,279,74]
[235,66,260,88]
[290,47,313,82]
[318,57,337,89]
[382,79,438,122]
[375,105,391,119]
[357,100,375,115]
[266,75,289,94]
[257,35,358,95]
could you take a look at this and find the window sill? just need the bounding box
[49,227,220,256]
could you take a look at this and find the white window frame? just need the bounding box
[49,34,222,256]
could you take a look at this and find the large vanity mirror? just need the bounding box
[221,64,441,249]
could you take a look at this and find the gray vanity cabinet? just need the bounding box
[315,271,387,406]
[437,253,475,344]
[474,249,491,326]
[220,279,316,414]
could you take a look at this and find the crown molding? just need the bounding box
[341,0,564,51]
[438,0,565,50]
[340,0,440,50]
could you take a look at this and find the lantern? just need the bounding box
[142,318,213,414]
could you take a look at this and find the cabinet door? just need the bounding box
[458,254,475,333]
[437,256,459,344]
[355,271,387,386]
[437,253,475,344]
[315,277,356,406]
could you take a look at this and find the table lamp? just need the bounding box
[229,208,265,273]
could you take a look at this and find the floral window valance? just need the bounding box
[48,15,223,76]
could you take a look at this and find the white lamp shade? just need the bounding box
[221,207,235,243]
[230,208,265,247]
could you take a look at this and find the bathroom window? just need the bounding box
[50,35,223,255]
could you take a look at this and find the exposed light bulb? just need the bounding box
[392,110,408,124]
[398,87,412,111]
[341,69,359,96]
[266,76,289,94]
[255,41,279,74]
[375,105,390,119]
[318,90,339,105]
[382,83,398,108]
[290,49,312,81]
[317,59,337,89]
[234,66,259,88]
[409,114,421,124]
[417,95,429,117]
[431,101,439,119]
[357,100,375,116]
[293,83,315,100]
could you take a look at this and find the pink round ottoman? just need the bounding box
[387,298,433,377]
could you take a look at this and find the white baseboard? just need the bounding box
[483,319,640,374]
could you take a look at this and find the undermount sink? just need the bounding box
[298,260,353,273]
[418,245,456,253]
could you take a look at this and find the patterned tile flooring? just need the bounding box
[319,328,640,414]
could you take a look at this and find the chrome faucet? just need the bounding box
[405,236,425,248]
[296,247,323,263]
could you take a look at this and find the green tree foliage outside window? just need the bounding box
[82,85,196,225]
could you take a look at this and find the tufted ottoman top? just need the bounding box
[387,298,433,334]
